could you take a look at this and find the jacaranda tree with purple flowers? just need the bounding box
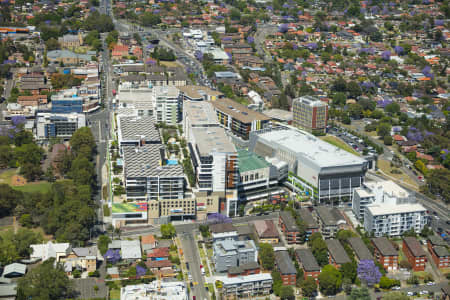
[357,260,381,286]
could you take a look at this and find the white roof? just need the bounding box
[3,263,26,276]
[30,241,70,261]
[218,273,272,285]
[365,180,410,198]
[354,187,374,198]
[121,281,187,300]
[121,240,142,259]
[367,203,426,216]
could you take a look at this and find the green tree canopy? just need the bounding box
[348,287,370,300]
[318,265,342,296]
[160,223,176,239]
[259,243,275,270]
[17,258,73,300]
[300,276,317,297]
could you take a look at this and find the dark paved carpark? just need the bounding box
[73,278,108,299]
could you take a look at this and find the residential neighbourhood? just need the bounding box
[0,0,448,299]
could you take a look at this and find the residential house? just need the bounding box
[279,211,301,244]
[210,223,238,242]
[253,220,279,244]
[17,95,47,107]
[141,234,157,253]
[274,250,296,285]
[325,239,351,269]
[371,237,398,271]
[2,263,26,278]
[403,237,427,271]
[58,33,83,48]
[147,247,169,261]
[295,249,320,283]
[30,241,71,262]
[62,246,100,274]
[121,240,142,261]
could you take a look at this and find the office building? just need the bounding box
[117,116,161,150]
[427,235,450,269]
[325,239,351,268]
[403,237,427,271]
[51,89,83,113]
[315,206,347,239]
[371,237,398,271]
[364,203,427,237]
[348,237,373,262]
[213,239,257,272]
[279,211,301,244]
[275,250,297,285]
[212,98,271,140]
[121,281,188,300]
[218,273,273,297]
[123,144,185,201]
[295,249,320,282]
[36,113,85,140]
[292,96,328,134]
[153,86,180,126]
[249,127,368,202]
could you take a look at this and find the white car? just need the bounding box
[426,282,435,286]
[420,290,429,295]
[407,292,414,296]
[391,286,401,290]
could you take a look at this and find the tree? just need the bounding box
[98,235,111,255]
[385,103,400,115]
[17,258,73,300]
[377,123,391,138]
[160,223,176,239]
[348,103,363,119]
[332,92,346,106]
[70,127,96,157]
[384,135,393,145]
[300,277,317,297]
[357,259,381,286]
[340,262,357,283]
[379,276,400,289]
[318,265,342,296]
[348,287,370,300]
[382,292,410,300]
[279,285,294,299]
[347,81,362,98]
[309,233,328,267]
[259,243,275,270]
[0,184,23,218]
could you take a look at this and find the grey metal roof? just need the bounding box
[348,237,373,261]
[371,237,397,256]
[0,284,17,297]
[427,235,447,247]
[121,240,142,259]
[403,237,426,257]
[298,208,319,229]
[191,127,236,156]
[123,145,184,178]
[275,251,296,275]
[325,239,351,265]
[119,116,161,143]
[279,211,298,232]
[3,263,26,276]
[315,206,345,227]
[295,248,320,272]
[433,246,449,257]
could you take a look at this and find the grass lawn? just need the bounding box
[377,159,418,190]
[13,182,52,194]
[0,169,16,185]
[160,61,180,68]
[320,135,360,156]
[109,289,120,300]
[103,204,111,217]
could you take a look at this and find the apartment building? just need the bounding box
[219,273,273,298]
[153,86,180,126]
[348,237,373,262]
[249,127,368,202]
[123,144,185,201]
[117,116,161,150]
[183,101,220,142]
[352,187,375,221]
[121,281,187,300]
[36,113,85,140]
[371,237,399,271]
[213,239,257,272]
[51,90,83,113]
[295,248,320,282]
[325,239,352,269]
[292,96,328,134]
[178,85,223,101]
[427,235,450,269]
[212,98,271,140]
[279,211,301,244]
[403,237,427,271]
[315,206,347,239]
[274,250,297,285]
[297,208,319,240]
[364,203,427,237]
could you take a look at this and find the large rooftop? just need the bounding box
[178,85,222,100]
[295,248,320,272]
[238,149,270,173]
[366,203,426,216]
[251,127,366,169]
[212,98,271,123]
[325,239,352,265]
[348,237,373,261]
[365,180,410,199]
[123,145,184,178]
[191,127,236,156]
[184,101,218,126]
[315,206,346,227]
[118,116,161,143]
[294,95,328,107]
[275,251,297,275]
[371,237,398,256]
